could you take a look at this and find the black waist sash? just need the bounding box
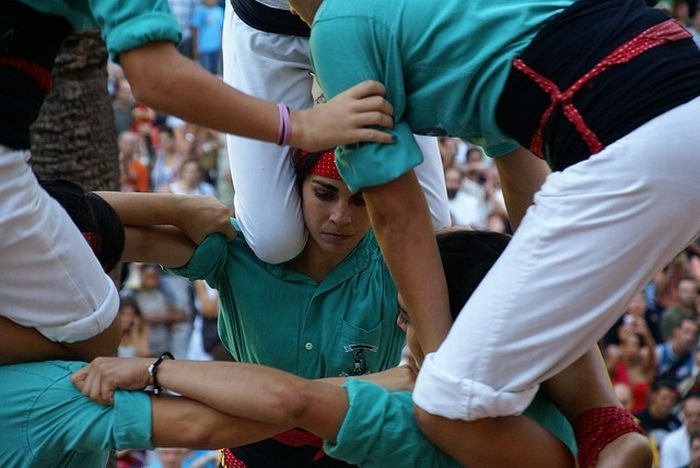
[230,0,310,37]
[0,1,71,150]
[495,0,700,171]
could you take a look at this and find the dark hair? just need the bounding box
[119,295,143,318]
[291,148,328,192]
[436,229,511,320]
[39,179,124,273]
[651,379,680,396]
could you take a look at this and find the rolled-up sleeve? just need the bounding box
[88,0,181,59]
[310,17,423,192]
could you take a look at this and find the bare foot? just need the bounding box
[595,432,652,468]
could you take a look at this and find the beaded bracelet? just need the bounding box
[147,351,174,395]
[276,103,292,146]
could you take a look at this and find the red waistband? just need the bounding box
[513,19,690,159]
[0,56,52,96]
[221,429,325,467]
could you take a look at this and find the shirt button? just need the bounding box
[304,342,313,351]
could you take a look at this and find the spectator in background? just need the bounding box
[654,253,692,314]
[131,104,159,162]
[691,432,700,468]
[661,276,699,339]
[117,296,150,359]
[112,78,135,137]
[127,264,180,357]
[150,125,186,191]
[157,158,216,197]
[614,382,633,412]
[192,0,225,75]
[656,317,698,390]
[159,270,194,360]
[438,136,458,169]
[119,131,150,193]
[606,316,657,414]
[444,166,480,228]
[603,290,663,347]
[189,126,223,185]
[168,0,198,59]
[661,393,700,468]
[636,380,682,454]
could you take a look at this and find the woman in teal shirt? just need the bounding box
[74,229,646,467]
[0,0,393,366]
[285,2,700,465]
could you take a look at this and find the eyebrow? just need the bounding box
[311,180,339,192]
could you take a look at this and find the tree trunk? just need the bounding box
[30,29,119,191]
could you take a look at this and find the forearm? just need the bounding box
[96,191,194,229]
[156,360,347,441]
[364,171,451,353]
[122,226,195,268]
[121,42,279,145]
[319,365,415,392]
[151,395,290,449]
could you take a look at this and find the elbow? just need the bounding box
[275,381,316,426]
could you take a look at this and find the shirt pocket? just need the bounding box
[326,320,385,377]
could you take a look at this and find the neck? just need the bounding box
[288,238,343,283]
[295,0,322,26]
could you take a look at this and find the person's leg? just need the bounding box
[0,148,119,342]
[540,348,652,468]
[222,6,312,264]
[414,96,700,420]
[412,409,575,467]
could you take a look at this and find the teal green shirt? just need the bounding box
[18,0,180,59]
[170,223,405,379]
[310,0,574,191]
[325,379,576,467]
[0,360,153,468]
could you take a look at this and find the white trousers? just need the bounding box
[222,6,449,264]
[0,147,118,342]
[414,96,700,419]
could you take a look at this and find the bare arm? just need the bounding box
[151,395,291,449]
[0,315,120,364]
[495,146,550,230]
[363,171,452,354]
[120,42,395,151]
[95,191,235,244]
[72,358,348,442]
[123,226,196,269]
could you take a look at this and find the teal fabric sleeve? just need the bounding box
[166,232,231,289]
[310,17,423,192]
[87,0,180,59]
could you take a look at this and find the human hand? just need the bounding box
[179,195,236,244]
[291,80,394,150]
[71,357,153,405]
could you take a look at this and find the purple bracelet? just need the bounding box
[276,103,292,146]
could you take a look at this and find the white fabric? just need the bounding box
[414,96,700,420]
[254,0,289,10]
[659,426,690,468]
[222,7,449,264]
[0,147,119,342]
